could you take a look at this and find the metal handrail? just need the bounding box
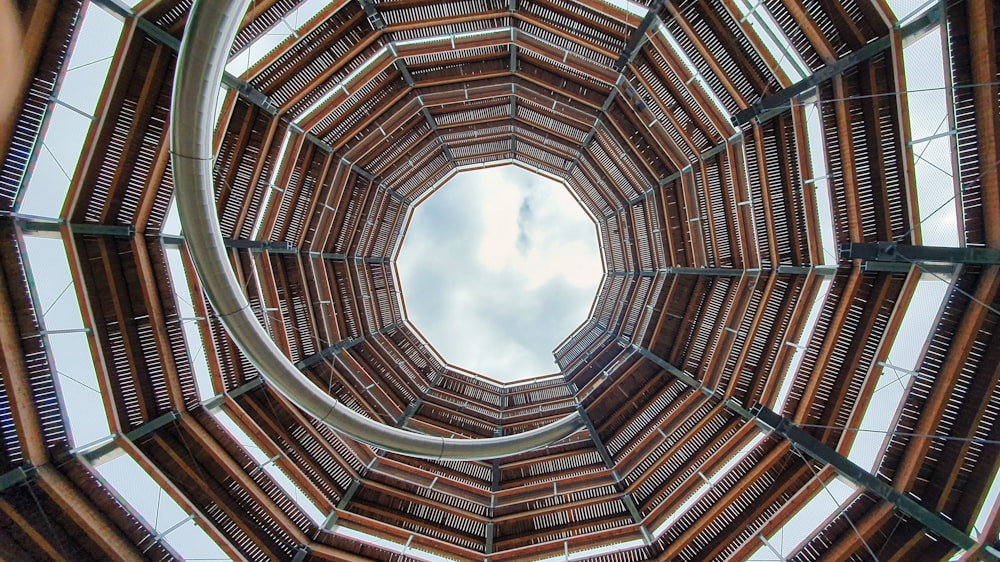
[169,0,583,460]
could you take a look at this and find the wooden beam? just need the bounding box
[34,464,144,561]
[892,267,1000,489]
[968,0,1000,247]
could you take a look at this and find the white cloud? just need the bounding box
[396,166,603,382]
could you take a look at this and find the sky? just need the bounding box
[396,166,603,382]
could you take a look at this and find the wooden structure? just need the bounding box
[0,0,999,560]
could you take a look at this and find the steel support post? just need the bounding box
[751,403,978,554]
[295,337,364,370]
[842,242,1000,266]
[733,5,943,126]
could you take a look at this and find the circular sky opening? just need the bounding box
[396,166,603,383]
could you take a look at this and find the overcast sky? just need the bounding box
[396,166,603,382]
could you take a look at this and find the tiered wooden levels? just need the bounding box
[1,0,999,560]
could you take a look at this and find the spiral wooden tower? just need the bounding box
[1,0,999,560]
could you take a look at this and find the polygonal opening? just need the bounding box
[396,166,603,382]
